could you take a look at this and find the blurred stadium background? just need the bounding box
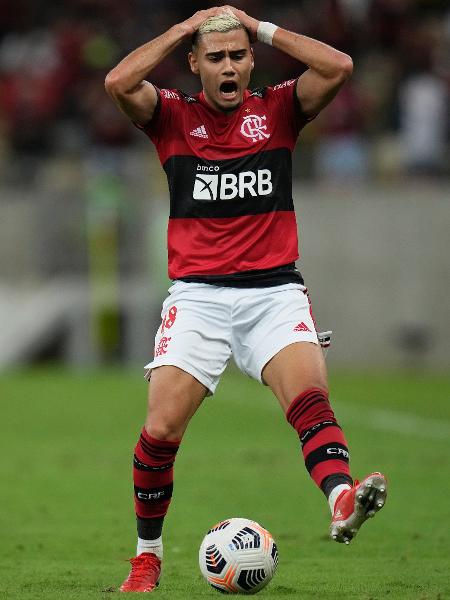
[0,0,449,371]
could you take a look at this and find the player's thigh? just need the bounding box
[145,365,209,441]
[232,284,321,390]
[146,282,232,395]
[262,341,328,413]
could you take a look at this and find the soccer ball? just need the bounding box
[199,518,278,594]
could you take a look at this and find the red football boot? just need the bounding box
[120,552,161,592]
[330,472,387,544]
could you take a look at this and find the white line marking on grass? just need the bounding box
[334,404,450,441]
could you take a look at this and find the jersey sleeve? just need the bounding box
[268,78,315,142]
[134,86,182,146]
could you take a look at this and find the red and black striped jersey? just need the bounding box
[137,78,310,281]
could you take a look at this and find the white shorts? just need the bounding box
[144,281,319,395]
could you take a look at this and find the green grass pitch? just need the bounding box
[1,367,449,599]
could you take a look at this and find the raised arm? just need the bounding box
[225,6,353,118]
[272,30,353,118]
[105,8,221,125]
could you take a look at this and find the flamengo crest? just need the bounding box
[240,114,271,143]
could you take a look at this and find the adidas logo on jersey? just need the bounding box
[294,322,311,332]
[190,125,208,139]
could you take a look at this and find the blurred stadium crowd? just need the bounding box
[0,0,449,182]
[0,0,449,368]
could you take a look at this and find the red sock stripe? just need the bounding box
[286,388,336,435]
[301,425,345,455]
[134,429,180,519]
[138,429,180,465]
[133,465,174,489]
[310,460,350,487]
[286,388,351,489]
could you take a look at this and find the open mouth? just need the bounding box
[219,81,238,100]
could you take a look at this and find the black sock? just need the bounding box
[137,516,164,540]
[321,473,353,498]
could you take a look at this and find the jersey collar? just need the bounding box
[197,89,252,117]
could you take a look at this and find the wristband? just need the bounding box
[257,21,278,46]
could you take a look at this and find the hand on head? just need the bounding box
[180,8,223,37]
[216,6,260,41]
[181,6,259,43]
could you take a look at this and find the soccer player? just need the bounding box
[105,6,388,592]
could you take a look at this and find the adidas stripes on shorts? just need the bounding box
[144,281,319,395]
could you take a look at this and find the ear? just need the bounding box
[188,51,200,75]
[250,47,255,71]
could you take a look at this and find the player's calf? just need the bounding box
[133,428,180,523]
[286,387,352,492]
[133,428,181,563]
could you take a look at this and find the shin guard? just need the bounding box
[133,428,180,519]
[286,388,352,493]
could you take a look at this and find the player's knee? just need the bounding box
[289,381,328,405]
[144,417,184,442]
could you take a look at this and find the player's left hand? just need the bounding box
[219,5,260,42]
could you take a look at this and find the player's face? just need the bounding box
[189,29,254,113]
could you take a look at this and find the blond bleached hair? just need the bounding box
[192,12,249,47]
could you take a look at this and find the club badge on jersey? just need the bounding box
[240,113,271,143]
